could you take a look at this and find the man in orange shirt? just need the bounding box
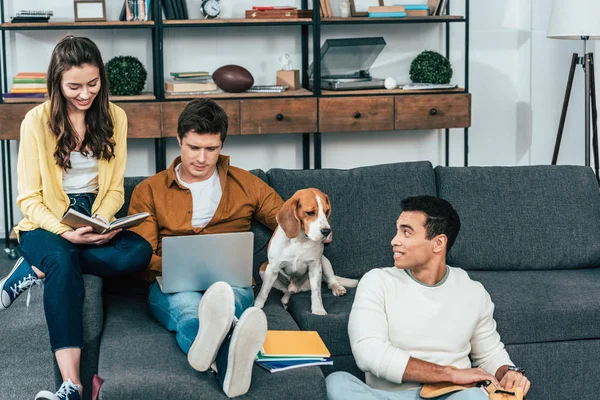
[128,99,283,398]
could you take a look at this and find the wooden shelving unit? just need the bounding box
[0,0,470,256]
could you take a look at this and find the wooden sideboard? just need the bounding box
[0,93,470,140]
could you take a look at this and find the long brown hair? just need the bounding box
[47,35,115,170]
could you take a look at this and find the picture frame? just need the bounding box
[349,0,383,17]
[74,0,107,22]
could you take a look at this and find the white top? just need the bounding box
[175,164,222,228]
[62,151,99,194]
[348,266,513,392]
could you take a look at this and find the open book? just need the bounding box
[60,208,150,234]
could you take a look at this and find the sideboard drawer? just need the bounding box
[240,98,317,135]
[0,104,36,140]
[119,103,161,138]
[162,100,240,137]
[319,97,394,133]
[395,94,471,130]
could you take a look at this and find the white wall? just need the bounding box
[0,0,598,235]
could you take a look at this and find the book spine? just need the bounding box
[368,12,407,17]
[368,6,405,12]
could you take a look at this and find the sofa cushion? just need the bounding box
[98,293,326,400]
[435,165,600,270]
[267,162,437,279]
[285,286,357,357]
[469,268,600,345]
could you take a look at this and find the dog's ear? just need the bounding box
[277,196,301,239]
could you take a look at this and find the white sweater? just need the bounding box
[348,266,513,392]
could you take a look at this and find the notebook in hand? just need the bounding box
[60,208,150,234]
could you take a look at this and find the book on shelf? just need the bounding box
[402,82,457,90]
[13,78,46,84]
[401,4,429,10]
[3,93,47,99]
[170,71,210,78]
[254,330,332,373]
[12,83,47,90]
[10,88,48,94]
[60,208,150,234]
[245,85,288,93]
[14,72,46,79]
[368,6,406,12]
[369,12,407,17]
[165,80,217,93]
[406,9,429,16]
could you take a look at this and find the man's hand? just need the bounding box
[499,369,530,395]
[61,226,121,245]
[447,367,500,388]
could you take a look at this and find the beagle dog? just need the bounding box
[254,188,358,315]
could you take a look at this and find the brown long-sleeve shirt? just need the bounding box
[128,155,283,282]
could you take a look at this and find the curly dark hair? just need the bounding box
[47,35,115,170]
[400,195,461,252]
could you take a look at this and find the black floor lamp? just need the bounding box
[547,0,600,181]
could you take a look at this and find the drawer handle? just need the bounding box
[429,108,438,116]
[276,113,284,121]
[353,112,361,119]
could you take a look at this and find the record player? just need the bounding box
[308,37,386,91]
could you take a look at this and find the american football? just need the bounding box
[212,64,254,93]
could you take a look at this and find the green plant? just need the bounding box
[105,56,147,96]
[409,50,453,84]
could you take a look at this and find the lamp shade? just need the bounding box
[547,0,600,39]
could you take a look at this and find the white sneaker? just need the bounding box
[222,307,268,398]
[35,379,81,400]
[188,281,235,372]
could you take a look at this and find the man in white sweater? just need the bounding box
[326,196,531,400]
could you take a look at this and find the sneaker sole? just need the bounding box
[0,256,25,310]
[187,281,235,372]
[35,390,58,400]
[222,307,268,398]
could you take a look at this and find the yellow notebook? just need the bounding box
[261,330,330,358]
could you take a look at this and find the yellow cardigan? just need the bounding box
[15,101,128,238]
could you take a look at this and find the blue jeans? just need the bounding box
[326,372,489,400]
[147,282,255,355]
[19,228,152,351]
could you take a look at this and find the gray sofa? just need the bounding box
[2,161,600,400]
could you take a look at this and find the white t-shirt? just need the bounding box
[348,266,513,392]
[175,164,222,228]
[62,151,99,194]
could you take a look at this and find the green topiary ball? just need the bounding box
[409,50,453,84]
[105,56,147,96]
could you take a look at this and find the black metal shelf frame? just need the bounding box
[0,0,469,255]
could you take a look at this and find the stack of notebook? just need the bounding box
[255,330,332,373]
[3,72,48,100]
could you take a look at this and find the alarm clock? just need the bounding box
[200,0,221,18]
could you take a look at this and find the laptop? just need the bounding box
[156,232,254,294]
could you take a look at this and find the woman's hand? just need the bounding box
[61,226,121,245]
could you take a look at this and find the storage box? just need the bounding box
[245,9,313,19]
[276,69,300,90]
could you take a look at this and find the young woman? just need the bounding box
[0,35,152,400]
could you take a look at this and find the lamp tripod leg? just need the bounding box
[589,53,599,182]
[552,53,579,165]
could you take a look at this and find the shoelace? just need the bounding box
[56,379,80,399]
[10,273,42,307]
